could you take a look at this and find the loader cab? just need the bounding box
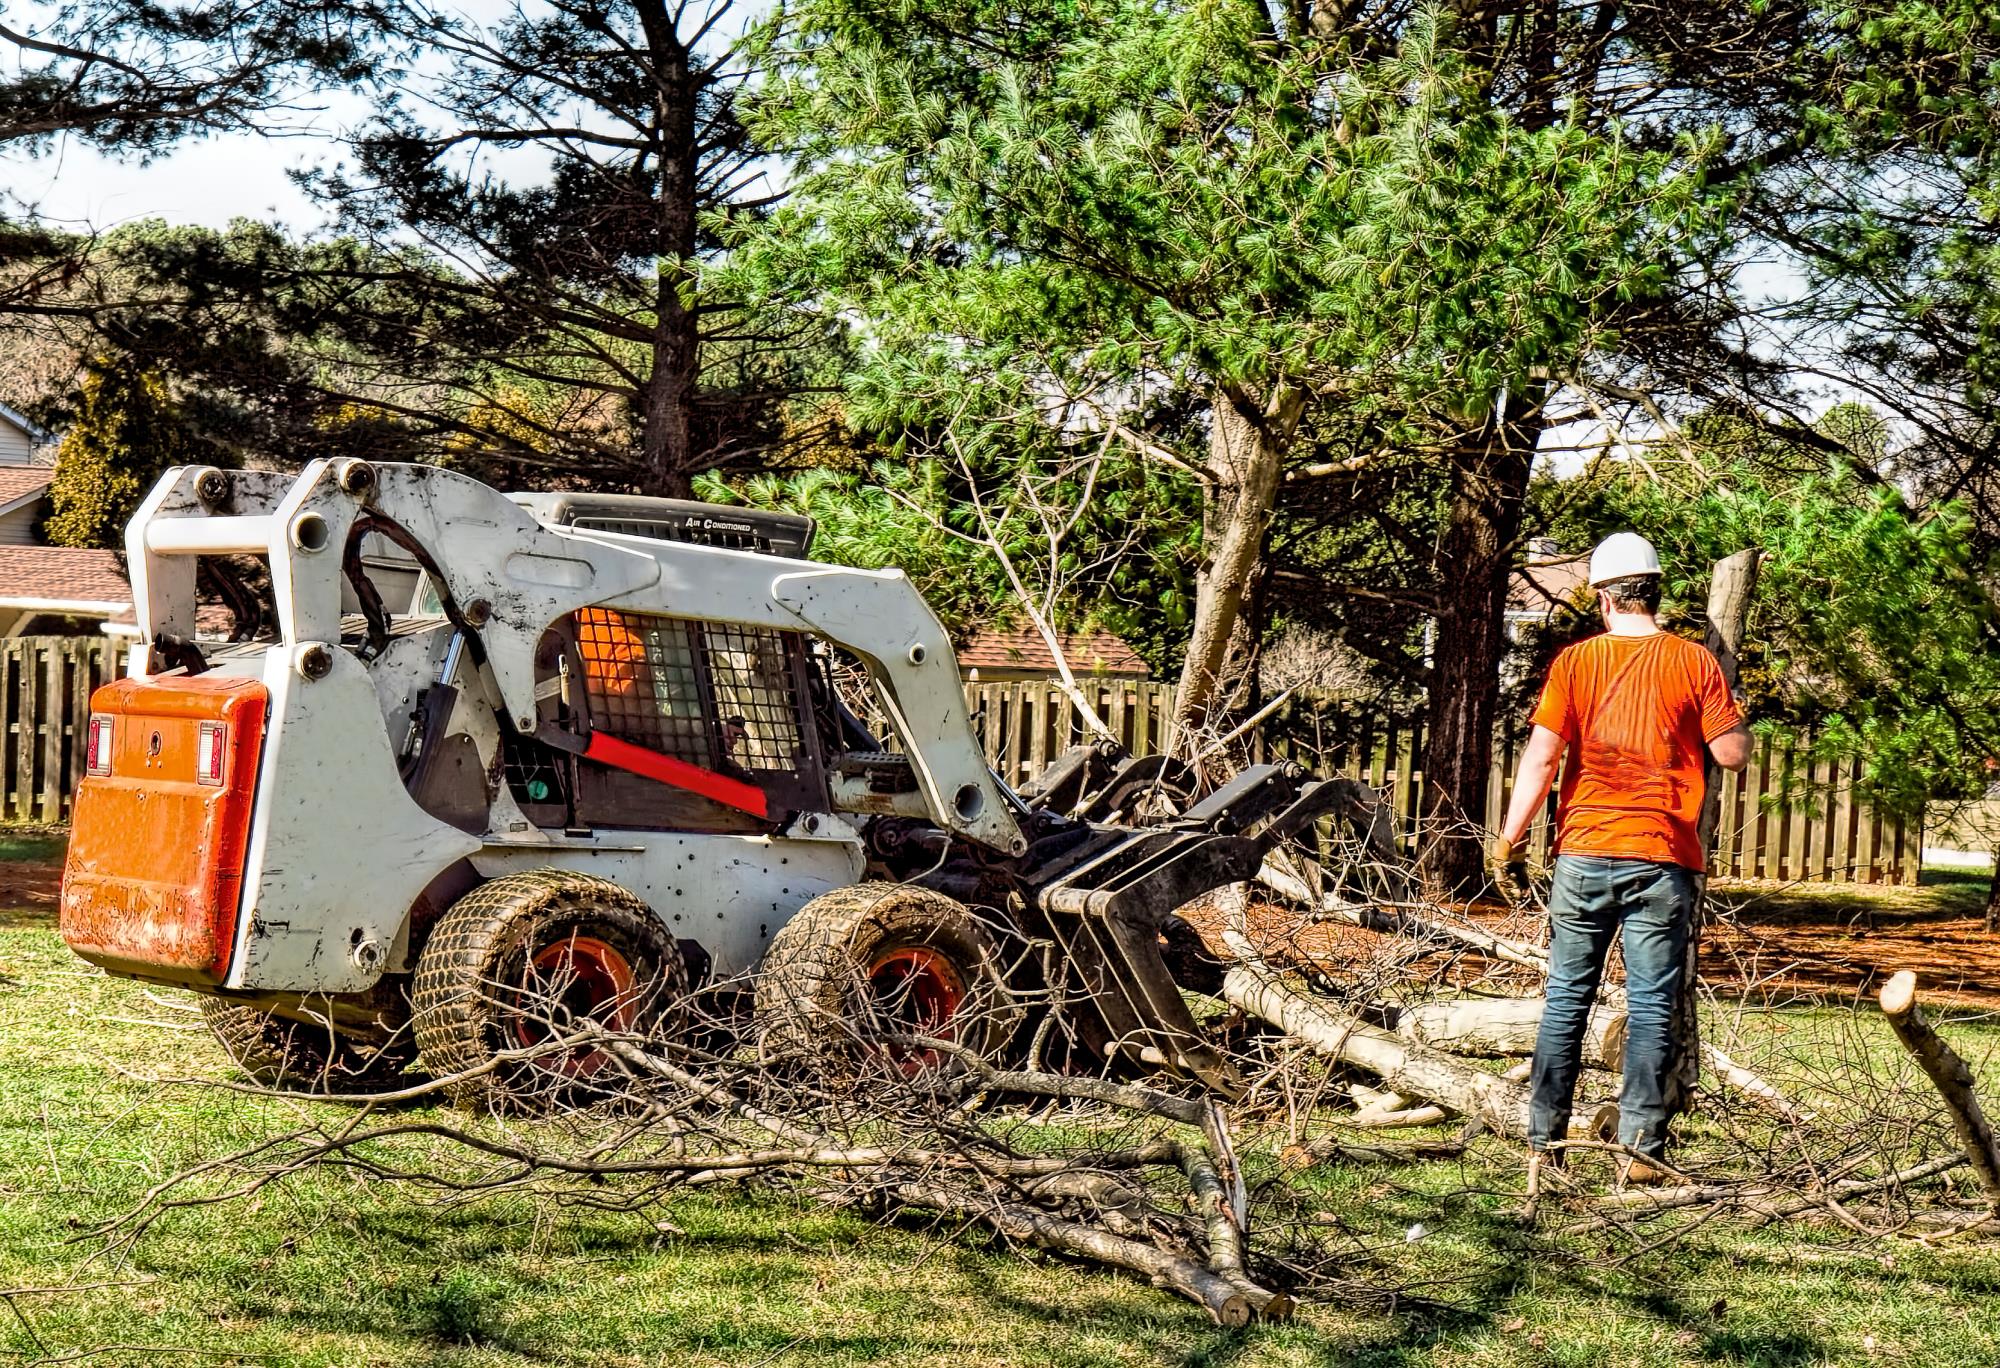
[429,494,841,839]
[503,605,832,836]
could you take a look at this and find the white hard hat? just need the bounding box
[1588,532,1661,587]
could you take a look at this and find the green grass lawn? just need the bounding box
[9,838,2000,1366]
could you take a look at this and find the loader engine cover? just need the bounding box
[60,674,269,986]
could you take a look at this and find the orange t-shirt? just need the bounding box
[1529,632,1744,871]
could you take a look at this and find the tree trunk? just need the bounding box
[1985,847,2000,933]
[1666,547,1760,1119]
[1420,402,1540,889]
[638,13,701,499]
[1173,384,1303,745]
[1879,970,2000,1209]
[1223,962,1539,1138]
[1396,997,1627,1070]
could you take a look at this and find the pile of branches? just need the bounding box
[81,840,2000,1325]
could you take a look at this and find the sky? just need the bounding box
[0,0,528,234]
[5,124,347,234]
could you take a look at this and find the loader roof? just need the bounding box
[510,492,814,559]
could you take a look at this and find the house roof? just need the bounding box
[958,627,1150,677]
[1508,553,1591,617]
[0,466,52,512]
[0,546,131,609]
[0,401,52,445]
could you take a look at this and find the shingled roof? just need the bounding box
[0,466,52,509]
[0,546,131,608]
[1508,553,1591,617]
[957,627,1149,678]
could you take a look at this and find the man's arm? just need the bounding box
[1498,724,1567,849]
[1708,723,1751,772]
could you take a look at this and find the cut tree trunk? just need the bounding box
[1252,863,1810,1121]
[1397,998,1627,1070]
[1223,961,1539,1138]
[1420,401,1540,890]
[1669,546,1761,1119]
[1878,970,2000,1209]
[1173,384,1305,745]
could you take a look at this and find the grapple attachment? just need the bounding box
[1020,758,1404,1095]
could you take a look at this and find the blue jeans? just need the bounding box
[1529,854,1697,1159]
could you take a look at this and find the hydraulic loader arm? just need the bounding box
[128,459,1023,856]
[770,569,1024,856]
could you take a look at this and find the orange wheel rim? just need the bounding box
[868,945,968,1071]
[512,933,638,1079]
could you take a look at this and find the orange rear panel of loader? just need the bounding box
[59,674,268,986]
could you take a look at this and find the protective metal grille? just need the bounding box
[572,608,804,775]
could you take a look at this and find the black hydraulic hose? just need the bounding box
[345,512,489,667]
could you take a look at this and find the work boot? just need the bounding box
[1617,1155,1673,1191]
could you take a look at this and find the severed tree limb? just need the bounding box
[1349,1104,1451,1129]
[1223,961,1536,1139]
[884,1179,1277,1326]
[1183,1146,1246,1277]
[1253,862,1807,1121]
[1280,1134,1470,1168]
[1397,998,1627,1070]
[1563,1153,1968,1236]
[1879,971,2000,1209]
[1699,1041,1814,1125]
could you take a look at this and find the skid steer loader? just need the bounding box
[58,460,1390,1107]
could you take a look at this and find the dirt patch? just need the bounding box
[0,852,62,918]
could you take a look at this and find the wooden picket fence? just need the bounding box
[0,646,1919,882]
[964,678,1921,885]
[3,636,120,825]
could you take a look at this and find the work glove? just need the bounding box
[1488,834,1529,900]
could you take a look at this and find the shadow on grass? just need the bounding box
[0,903,55,929]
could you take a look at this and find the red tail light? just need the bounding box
[196,720,226,786]
[86,714,113,776]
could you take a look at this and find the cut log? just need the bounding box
[1879,971,2000,1209]
[1348,1103,1452,1129]
[1250,864,1808,1121]
[1397,998,1627,1070]
[1348,1082,1412,1112]
[1223,962,1536,1139]
[1570,1101,1619,1144]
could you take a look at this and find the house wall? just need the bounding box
[0,500,41,546]
[0,421,35,465]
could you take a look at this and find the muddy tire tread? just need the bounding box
[200,998,412,1092]
[755,881,1018,1061]
[411,867,686,1110]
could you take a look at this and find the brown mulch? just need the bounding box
[1703,905,2000,1010]
[0,856,61,912]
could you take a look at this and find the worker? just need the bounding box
[1492,532,1751,1195]
[715,714,756,783]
